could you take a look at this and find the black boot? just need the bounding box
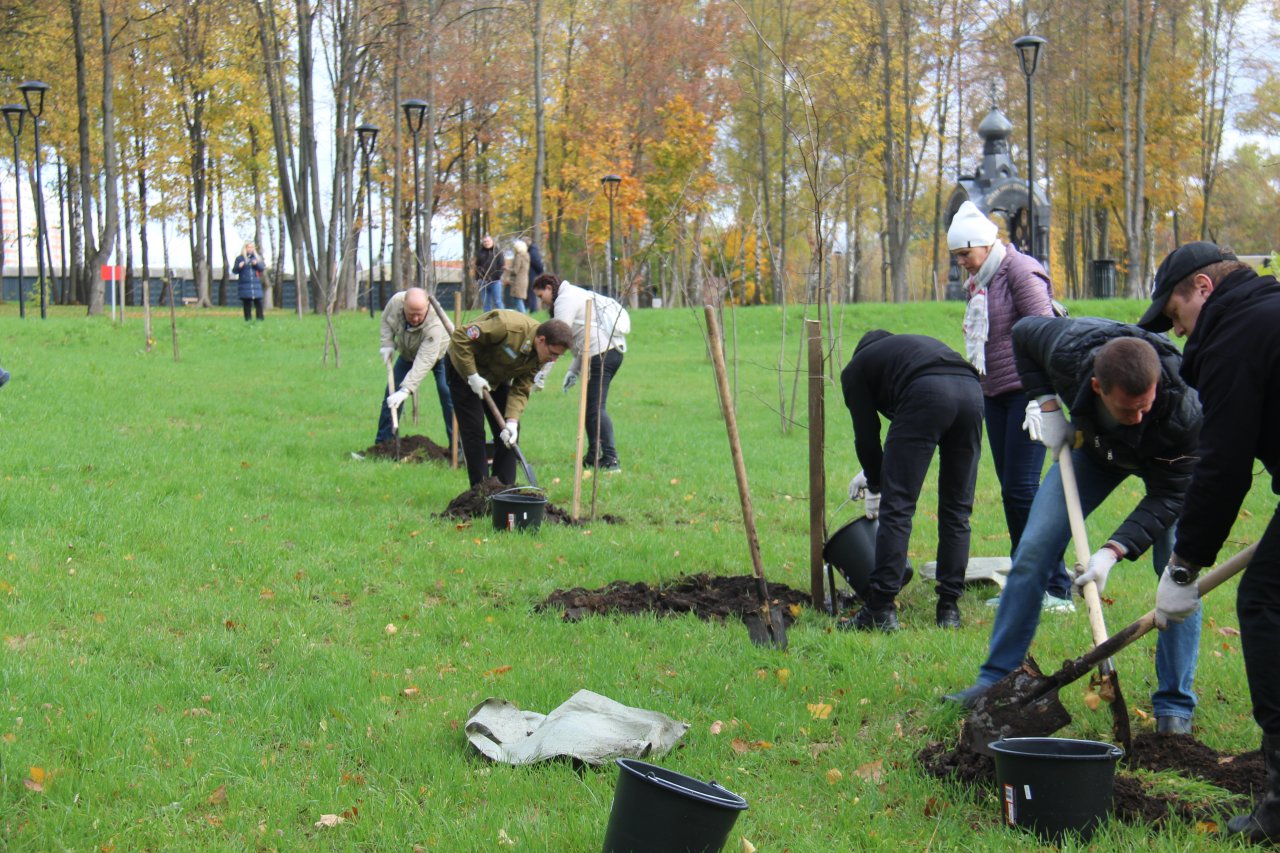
[936,599,961,629]
[1226,733,1280,843]
[840,603,900,633]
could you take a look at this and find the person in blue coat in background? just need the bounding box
[233,242,266,321]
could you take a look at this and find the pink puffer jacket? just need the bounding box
[969,244,1054,397]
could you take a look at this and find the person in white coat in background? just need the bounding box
[531,273,630,473]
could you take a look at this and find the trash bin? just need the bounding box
[1091,259,1117,299]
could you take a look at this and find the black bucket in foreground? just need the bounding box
[989,737,1123,842]
[602,758,748,853]
[489,489,547,532]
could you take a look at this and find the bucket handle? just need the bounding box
[639,770,747,808]
[490,486,546,499]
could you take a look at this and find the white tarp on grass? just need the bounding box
[465,689,689,766]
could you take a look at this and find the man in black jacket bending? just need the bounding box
[1140,242,1280,843]
[945,317,1203,734]
[840,330,984,632]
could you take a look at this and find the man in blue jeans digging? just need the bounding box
[945,316,1204,735]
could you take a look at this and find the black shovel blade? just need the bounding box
[743,604,788,650]
[959,660,1073,756]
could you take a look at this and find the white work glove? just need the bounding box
[562,371,579,393]
[1023,395,1071,450]
[1155,566,1201,629]
[848,470,869,501]
[386,388,410,411]
[380,346,394,365]
[1074,545,1120,595]
[531,364,552,391]
[466,373,491,398]
[499,420,519,448]
[864,492,881,519]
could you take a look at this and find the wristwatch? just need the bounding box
[1169,561,1199,586]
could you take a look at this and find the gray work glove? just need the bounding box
[848,470,868,501]
[1074,545,1120,595]
[499,420,519,448]
[466,373,491,398]
[864,492,881,519]
[1155,565,1201,629]
[380,346,394,365]
[386,388,410,411]
[562,370,579,393]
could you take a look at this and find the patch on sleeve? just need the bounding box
[465,325,481,340]
[520,341,532,354]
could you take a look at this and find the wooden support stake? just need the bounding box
[807,319,825,608]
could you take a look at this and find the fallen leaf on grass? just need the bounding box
[385,624,398,635]
[402,687,420,698]
[1134,707,1149,721]
[1218,626,1241,637]
[484,665,512,678]
[825,768,843,784]
[807,702,832,720]
[924,796,947,817]
[1196,820,1219,833]
[260,588,275,600]
[854,759,884,784]
[315,814,345,828]
[776,668,791,685]
[710,720,724,735]
[740,839,757,853]
[498,828,515,846]
[183,708,212,718]
[1082,691,1102,711]
[207,784,227,805]
[730,738,773,754]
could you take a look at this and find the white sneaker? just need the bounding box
[1042,593,1076,614]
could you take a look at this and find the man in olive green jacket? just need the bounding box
[446,310,572,486]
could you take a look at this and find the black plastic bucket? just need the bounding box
[601,758,748,853]
[989,737,1124,842]
[822,516,913,600]
[489,488,547,532]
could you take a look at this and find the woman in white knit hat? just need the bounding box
[947,200,1073,612]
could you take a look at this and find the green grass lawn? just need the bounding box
[0,298,1270,851]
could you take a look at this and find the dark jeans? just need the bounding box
[584,348,623,465]
[445,359,516,486]
[242,297,263,321]
[867,374,984,610]
[985,390,1071,598]
[1240,505,1280,734]
[375,357,454,445]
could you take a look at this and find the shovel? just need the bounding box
[426,293,538,488]
[705,305,787,650]
[1058,448,1132,755]
[959,541,1256,756]
[385,357,401,459]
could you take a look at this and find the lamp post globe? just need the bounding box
[600,174,621,299]
[400,100,427,290]
[1012,36,1046,264]
[357,123,379,317]
[1,103,26,318]
[18,81,50,318]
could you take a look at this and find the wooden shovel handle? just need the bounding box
[571,300,593,519]
[1058,448,1109,647]
[386,358,399,433]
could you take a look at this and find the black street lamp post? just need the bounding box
[2,103,26,318]
[1013,36,1046,265]
[600,174,621,299]
[19,81,49,318]
[357,123,379,318]
[400,100,427,290]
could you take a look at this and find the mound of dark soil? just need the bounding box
[440,477,624,526]
[918,731,1263,826]
[538,573,811,624]
[362,434,451,462]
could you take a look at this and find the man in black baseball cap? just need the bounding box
[1136,241,1237,333]
[1138,241,1280,842]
